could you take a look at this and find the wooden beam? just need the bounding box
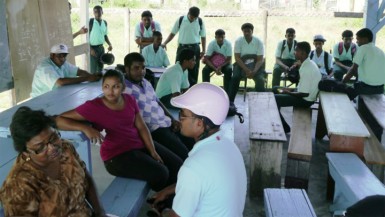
[79,0,89,71]
[364,0,379,43]
[73,43,89,56]
[334,12,363,18]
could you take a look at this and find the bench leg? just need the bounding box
[315,104,327,140]
[367,164,385,183]
[285,158,310,190]
[326,172,335,201]
[250,140,283,198]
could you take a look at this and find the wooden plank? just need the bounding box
[101,177,150,217]
[73,43,90,57]
[329,135,365,157]
[248,92,287,142]
[264,188,316,217]
[285,159,310,190]
[363,121,385,166]
[360,94,385,129]
[326,153,385,211]
[288,107,312,161]
[250,140,282,197]
[319,91,369,137]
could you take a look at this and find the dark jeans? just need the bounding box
[151,127,189,160]
[228,63,266,103]
[274,90,314,132]
[354,82,384,95]
[272,59,296,87]
[90,45,104,73]
[333,60,353,81]
[202,64,232,94]
[104,142,183,191]
[176,44,200,86]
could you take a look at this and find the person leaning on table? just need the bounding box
[0,106,107,216]
[30,44,101,98]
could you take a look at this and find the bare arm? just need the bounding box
[55,69,101,87]
[275,57,289,70]
[252,55,264,73]
[72,26,88,39]
[161,33,176,49]
[234,53,250,73]
[136,37,155,47]
[104,35,113,51]
[200,37,206,58]
[343,63,358,83]
[334,57,351,71]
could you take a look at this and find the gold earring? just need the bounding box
[26,156,31,161]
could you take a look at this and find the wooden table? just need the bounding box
[315,91,370,157]
[248,92,287,197]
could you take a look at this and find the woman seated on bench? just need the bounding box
[0,107,107,216]
[55,70,183,191]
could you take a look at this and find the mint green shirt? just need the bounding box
[206,39,232,57]
[171,15,206,44]
[142,44,170,67]
[332,42,356,61]
[353,42,385,86]
[155,62,189,98]
[274,40,295,60]
[90,19,108,46]
[234,36,264,57]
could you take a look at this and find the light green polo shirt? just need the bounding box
[135,21,161,38]
[234,36,264,57]
[297,58,321,102]
[206,39,232,57]
[171,15,206,44]
[274,40,296,60]
[90,19,108,46]
[142,44,170,67]
[332,42,356,61]
[353,42,385,86]
[155,62,189,98]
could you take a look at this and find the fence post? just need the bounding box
[124,8,130,53]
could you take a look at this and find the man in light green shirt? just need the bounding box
[156,49,195,109]
[142,31,170,68]
[332,30,357,81]
[161,7,206,86]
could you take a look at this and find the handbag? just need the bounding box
[208,52,226,68]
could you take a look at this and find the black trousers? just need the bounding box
[151,127,189,160]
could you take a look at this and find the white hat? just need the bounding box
[50,44,69,54]
[313,34,326,42]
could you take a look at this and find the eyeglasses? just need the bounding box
[28,131,61,155]
[178,110,197,120]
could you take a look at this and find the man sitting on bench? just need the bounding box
[343,28,385,95]
[332,30,356,81]
[274,42,321,133]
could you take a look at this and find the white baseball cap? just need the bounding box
[50,44,69,54]
[313,34,326,42]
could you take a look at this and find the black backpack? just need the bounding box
[318,78,357,100]
[178,16,202,30]
[280,39,297,58]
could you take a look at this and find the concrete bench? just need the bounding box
[264,188,316,217]
[358,94,385,142]
[315,91,370,157]
[326,152,385,214]
[248,92,287,197]
[285,107,313,190]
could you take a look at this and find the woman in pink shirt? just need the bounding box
[56,70,182,191]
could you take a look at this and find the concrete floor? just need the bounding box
[91,92,384,217]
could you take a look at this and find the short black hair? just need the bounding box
[342,30,353,38]
[102,69,126,88]
[153,31,162,38]
[179,49,195,63]
[286,28,295,34]
[124,52,145,68]
[356,28,373,42]
[241,23,254,31]
[215,29,225,36]
[296,41,311,55]
[188,6,200,17]
[10,107,56,153]
[93,5,103,11]
[141,10,152,18]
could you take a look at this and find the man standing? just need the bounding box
[275,42,321,133]
[343,28,385,95]
[149,83,247,217]
[228,23,265,106]
[30,44,101,98]
[202,29,232,95]
[332,30,357,81]
[272,28,298,87]
[135,10,162,52]
[123,52,190,159]
[89,5,113,73]
[161,6,206,86]
[155,49,195,109]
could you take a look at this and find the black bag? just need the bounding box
[287,68,299,84]
[318,78,357,100]
[227,104,244,123]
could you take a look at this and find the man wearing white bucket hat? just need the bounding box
[148,82,247,217]
[30,44,101,98]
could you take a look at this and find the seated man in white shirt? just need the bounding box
[30,44,101,98]
[142,31,170,68]
[309,34,333,78]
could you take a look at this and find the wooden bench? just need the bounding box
[326,152,385,214]
[315,91,370,157]
[285,107,313,190]
[264,188,316,217]
[358,94,385,142]
[248,92,287,197]
[363,119,385,181]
